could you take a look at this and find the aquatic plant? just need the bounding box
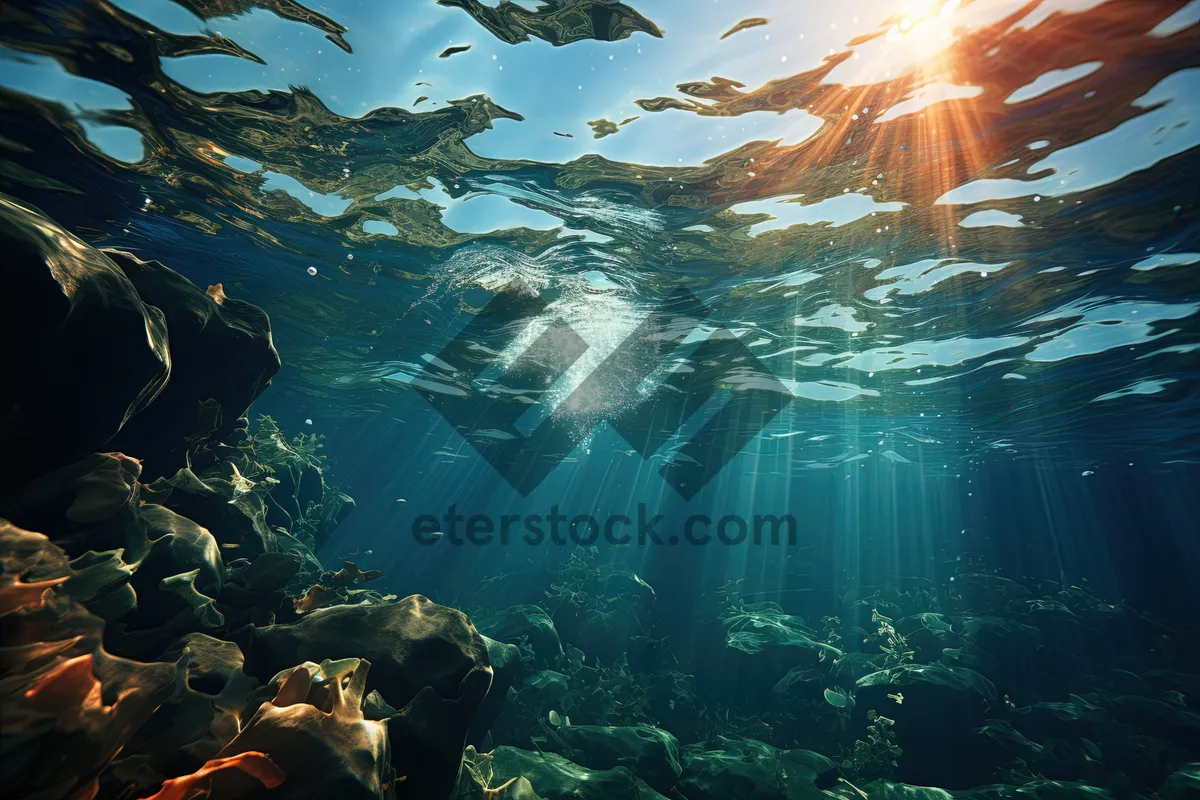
[871,609,915,667]
[842,710,902,784]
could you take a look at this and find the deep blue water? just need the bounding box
[4,3,1200,794]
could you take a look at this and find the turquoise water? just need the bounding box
[3,1,1200,797]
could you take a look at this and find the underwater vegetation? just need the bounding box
[2,0,1200,798]
[2,180,1200,797]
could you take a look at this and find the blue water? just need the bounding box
[4,1,1200,794]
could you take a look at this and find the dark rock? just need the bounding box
[228,552,302,593]
[469,634,525,747]
[212,658,393,799]
[233,595,494,799]
[0,194,170,485]
[103,250,280,479]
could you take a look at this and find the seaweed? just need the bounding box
[870,609,914,668]
[842,710,902,784]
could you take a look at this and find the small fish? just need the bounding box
[415,81,431,86]
[553,131,574,138]
[439,44,471,58]
[888,692,904,705]
[396,498,407,503]
[720,17,770,40]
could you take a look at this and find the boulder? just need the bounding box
[233,595,494,799]
[0,194,170,485]
[469,634,525,746]
[103,250,280,479]
[212,658,393,798]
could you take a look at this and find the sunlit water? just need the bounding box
[2,0,1199,623]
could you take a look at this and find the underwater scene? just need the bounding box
[2,0,1200,798]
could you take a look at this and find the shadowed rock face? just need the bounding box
[103,250,281,480]
[234,594,494,798]
[213,659,393,798]
[0,195,279,486]
[0,195,170,485]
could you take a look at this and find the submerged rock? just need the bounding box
[103,250,280,480]
[233,594,494,798]
[0,194,170,485]
[213,658,393,798]
[469,634,525,747]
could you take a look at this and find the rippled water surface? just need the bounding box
[3,0,1200,608]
